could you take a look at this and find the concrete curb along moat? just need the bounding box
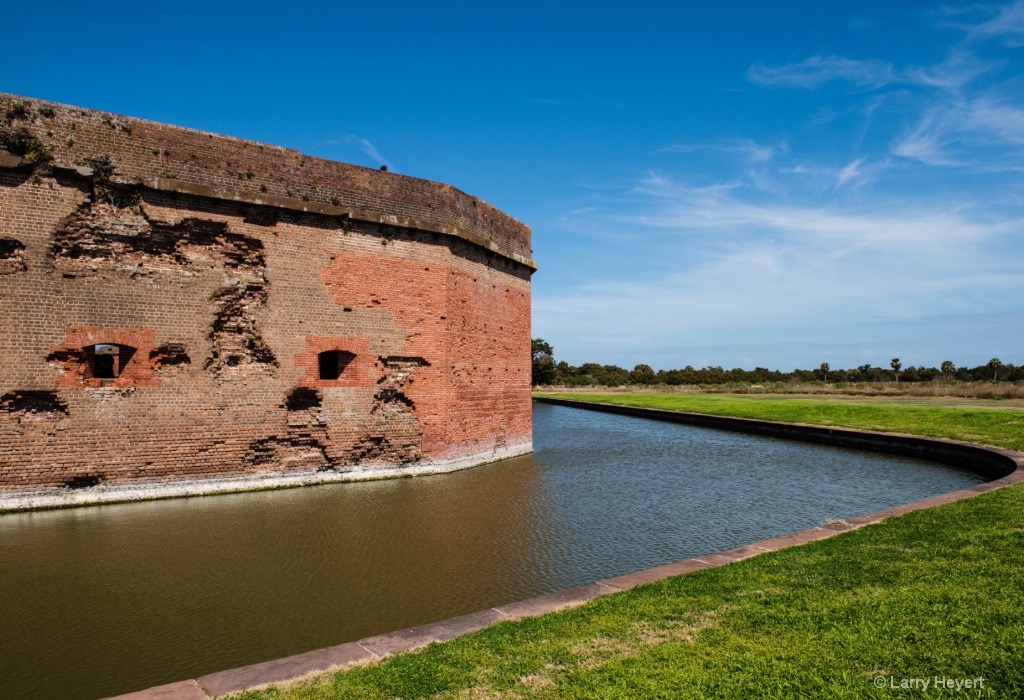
[105,398,1024,700]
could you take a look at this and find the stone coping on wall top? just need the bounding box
[103,402,1024,700]
[0,153,536,270]
[142,177,537,270]
[0,92,533,267]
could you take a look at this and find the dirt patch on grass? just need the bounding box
[451,609,728,699]
[734,587,784,598]
[517,673,556,691]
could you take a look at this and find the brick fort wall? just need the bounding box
[0,93,534,507]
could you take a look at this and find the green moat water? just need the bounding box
[0,403,983,699]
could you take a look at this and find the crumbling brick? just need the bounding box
[348,357,428,465]
[50,192,267,280]
[150,343,191,369]
[1,390,68,418]
[205,282,277,378]
[0,237,26,273]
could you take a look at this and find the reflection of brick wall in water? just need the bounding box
[0,92,534,500]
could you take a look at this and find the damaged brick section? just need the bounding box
[284,387,321,411]
[351,357,428,465]
[64,474,102,490]
[245,433,330,472]
[244,388,329,472]
[0,237,26,274]
[206,282,277,377]
[149,343,191,371]
[50,189,266,280]
[1,391,68,425]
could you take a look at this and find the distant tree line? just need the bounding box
[531,339,1021,387]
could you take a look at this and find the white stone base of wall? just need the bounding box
[0,442,534,513]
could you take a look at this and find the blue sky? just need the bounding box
[4,1,1023,371]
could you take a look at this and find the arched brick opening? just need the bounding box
[296,337,373,388]
[318,350,355,381]
[49,327,160,388]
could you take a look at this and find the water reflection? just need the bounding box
[0,402,983,699]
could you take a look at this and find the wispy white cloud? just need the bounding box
[657,139,788,195]
[658,138,777,163]
[961,95,1024,144]
[890,112,959,165]
[835,157,867,188]
[891,89,1024,169]
[350,136,392,168]
[748,55,897,89]
[749,51,999,92]
[903,50,1003,90]
[809,107,840,125]
[325,135,393,169]
[968,0,1024,45]
[749,9,1010,95]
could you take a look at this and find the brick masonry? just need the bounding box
[0,93,534,508]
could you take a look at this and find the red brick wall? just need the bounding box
[0,95,533,495]
[321,247,532,459]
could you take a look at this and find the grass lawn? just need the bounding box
[236,394,1024,699]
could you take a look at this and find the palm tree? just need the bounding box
[891,357,901,383]
[941,360,955,383]
[820,362,829,383]
[989,358,1003,381]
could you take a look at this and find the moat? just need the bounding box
[0,402,985,700]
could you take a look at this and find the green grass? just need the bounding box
[236,395,1024,699]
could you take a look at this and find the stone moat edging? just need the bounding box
[104,398,1024,699]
